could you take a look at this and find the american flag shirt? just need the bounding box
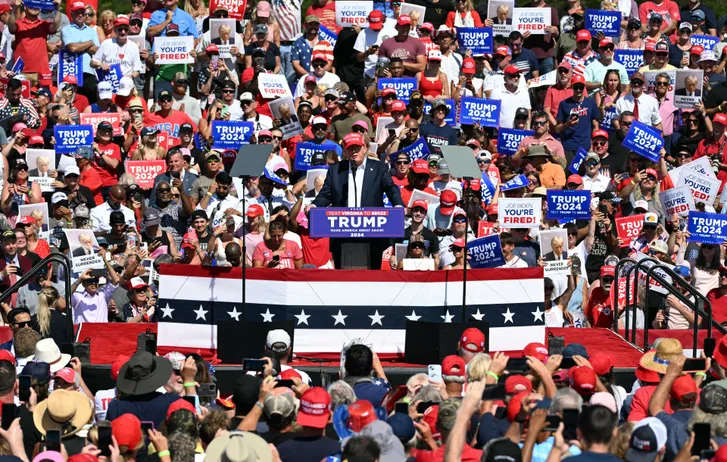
[271,0,302,42]
[562,49,599,77]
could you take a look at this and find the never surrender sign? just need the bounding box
[54,125,92,154]
[295,142,326,171]
[688,212,727,244]
[80,113,123,137]
[153,36,195,64]
[512,8,550,35]
[622,120,663,162]
[659,186,694,218]
[378,78,417,103]
[58,50,83,87]
[616,214,644,247]
[309,208,405,238]
[457,27,493,54]
[614,50,643,77]
[585,9,621,37]
[460,97,500,127]
[467,235,505,268]
[126,160,166,189]
[497,128,534,155]
[336,1,373,28]
[546,190,591,221]
[498,198,541,228]
[211,120,253,150]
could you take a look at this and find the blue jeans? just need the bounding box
[539,57,554,75]
[280,44,295,90]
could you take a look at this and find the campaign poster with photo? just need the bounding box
[26,149,56,193]
[540,229,569,275]
[306,167,328,197]
[209,19,238,59]
[63,229,105,272]
[487,0,514,36]
[17,203,50,239]
[643,70,676,98]
[673,69,704,109]
[269,96,303,140]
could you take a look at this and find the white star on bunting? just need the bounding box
[332,310,348,326]
[227,307,241,321]
[295,309,311,325]
[160,303,174,319]
[260,308,275,322]
[405,310,422,321]
[471,308,485,321]
[194,305,208,321]
[441,310,454,323]
[369,310,385,326]
[502,307,515,324]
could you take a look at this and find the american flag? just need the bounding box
[271,0,302,43]
[156,266,546,356]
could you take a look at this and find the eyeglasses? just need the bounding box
[586,161,599,167]
[645,175,657,181]
[172,193,180,198]
[532,120,547,127]
[621,120,632,126]
[85,12,94,16]
[206,158,220,163]
[600,46,615,51]
[175,80,188,85]
[159,97,172,103]
[411,242,426,249]
[324,96,337,102]
[428,161,438,167]
[477,159,491,164]
[676,153,691,158]
[272,135,283,140]
[655,81,669,87]
[313,125,327,131]
[558,68,570,74]
[241,100,253,105]
[130,109,143,114]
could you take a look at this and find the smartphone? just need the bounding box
[1,403,15,430]
[46,429,61,453]
[211,55,219,70]
[128,234,137,247]
[220,105,230,119]
[705,338,717,358]
[482,384,506,401]
[684,358,707,371]
[692,423,711,456]
[543,414,562,432]
[548,336,565,356]
[428,364,442,382]
[91,268,107,278]
[562,408,579,441]
[242,358,266,372]
[272,255,280,261]
[417,401,437,414]
[97,426,112,457]
[394,402,409,414]
[702,450,716,460]
[275,379,295,389]
[494,406,507,420]
[183,395,197,408]
[134,112,143,123]
[599,203,609,215]
[171,170,181,180]
[18,375,31,402]
[388,128,395,138]
[197,383,217,397]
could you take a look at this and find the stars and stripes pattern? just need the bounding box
[157,266,546,355]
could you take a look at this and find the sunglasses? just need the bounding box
[532,121,547,127]
[631,80,644,86]
[586,161,599,167]
[85,12,94,16]
[175,80,189,85]
[12,321,31,328]
[324,96,337,102]
[645,175,657,181]
[676,153,691,158]
[272,135,283,140]
[206,158,220,163]
[593,140,607,146]
[259,137,272,142]
[621,120,632,126]
[572,84,585,90]
[159,97,172,102]
[352,127,366,133]
[601,277,614,284]
[655,81,669,87]
[312,61,326,68]
[478,159,491,164]
[453,217,467,223]
[396,161,410,165]
[688,119,699,124]
[558,68,570,74]
[411,242,425,248]
[451,246,464,252]
[158,188,171,193]
[222,89,235,94]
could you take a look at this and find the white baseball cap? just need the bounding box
[98,81,113,100]
[266,329,291,352]
[117,77,134,97]
[51,192,68,204]
[634,200,649,211]
[64,165,80,177]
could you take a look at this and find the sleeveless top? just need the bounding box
[419,75,443,98]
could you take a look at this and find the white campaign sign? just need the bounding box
[498,198,542,228]
[258,73,292,99]
[512,8,550,35]
[153,36,195,64]
[528,70,556,88]
[408,189,440,208]
[336,1,373,28]
[678,171,721,206]
[669,156,716,186]
[659,186,694,218]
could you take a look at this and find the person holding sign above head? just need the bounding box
[90,15,142,79]
[379,15,426,77]
[6,0,61,88]
[614,72,662,130]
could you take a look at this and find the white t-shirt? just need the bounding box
[94,387,116,422]
[92,38,143,77]
[545,307,564,327]
[293,72,340,99]
[489,86,531,129]
[500,255,529,268]
[354,29,386,78]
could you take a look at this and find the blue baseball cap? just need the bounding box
[675,264,691,278]
[387,413,415,443]
[562,343,589,359]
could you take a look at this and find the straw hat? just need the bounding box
[639,338,683,374]
[33,389,93,437]
[26,339,71,374]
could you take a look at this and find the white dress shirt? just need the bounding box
[90,202,136,233]
[581,173,611,194]
[614,92,662,127]
[348,159,367,208]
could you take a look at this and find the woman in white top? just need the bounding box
[690,243,722,298]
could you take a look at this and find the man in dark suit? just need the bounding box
[72,233,98,258]
[675,75,701,97]
[311,132,404,268]
[150,149,197,206]
[0,230,34,294]
[543,235,567,262]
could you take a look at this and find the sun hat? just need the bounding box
[639,338,683,374]
[33,389,93,436]
[116,351,173,396]
[204,431,273,462]
[26,339,71,374]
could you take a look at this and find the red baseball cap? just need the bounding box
[312,52,328,63]
[495,45,510,57]
[566,174,583,185]
[114,15,130,27]
[505,375,533,394]
[558,60,572,71]
[347,400,377,432]
[644,168,658,177]
[63,75,78,85]
[635,363,661,383]
[713,337,727,369]
[422,405,440,439]
[645,42,655,52]
[715,113,727,126]
[411,159,429,175]
[29,135,44,145]
[381,87,397,97]
[412,200,428,212]
[523,342,548,362]
[205,44,219,54]
[391,100,407,112]
[466,139,481,149]
[589,352,614,376]
[439,189,457,216]
[0,4,10,14]
[570,366,597,396]
[70,0,85,11]
[343,133,365,149]
[397,15,412,26]
[712,445,727,462]
[110,355,130,381]
[571,74,586,85]
[368,9,384,31]
[507,392,528,423]
[462,57,476,75]
[670,374,697,402]
[576,30,592,42]
[166,398,196,422]
[458,327,485,353]
[16,215,34,226]
[691,45,704,56]
[298,387,331,429]
[112,414,142,450]
[0,350,14,365]
[442,355,465,377]
[504,64,521,76]
[246,204,264,218]
[600,266,615,278]
[598,38,614,48]
[592,129,608,139]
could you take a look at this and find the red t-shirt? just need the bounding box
[143,110,197,138]
[415,444,482,462]
[392,175,409,188]
[707,288,727,325]
[80,167,104,206]
[299,227,332,267]
[586,286,615,328]
[306,2,339,33]
[252,239,303,269]
[73,94,90,113]
[400,185,438,208]
[92,142,122,187]
[13,17,52,75]
[628,385,673,421]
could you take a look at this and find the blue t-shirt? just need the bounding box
[420,123,459,156]
[556,96,599,152]
[277,436,340,462]
[353,378,391,406]
[509,49,540,80]
[566,451,622,462]
[106,393,181,427]
[148,8,199,38]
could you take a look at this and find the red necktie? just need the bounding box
[633,97,640,121]
[9,272,17,307]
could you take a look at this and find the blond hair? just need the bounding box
[466,353,492,382]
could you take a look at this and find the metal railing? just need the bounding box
[0,252,73,341]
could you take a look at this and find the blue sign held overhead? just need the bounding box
[569,148,587,175]
[585,9,621,37]
[10,57,23,74]
[687,211,727,244]
[211,120,254,150]
[377,78,417,103]
[21,0,55,10]
[58,50,84,87]
[95,64,123,93]
[614,50,643,77]
[388,137,430,163]
[459,97,500,127]
[295,142,327,172]
[480,173,496,205]
[622,120,663,163]
[500,174,528,191]
[54,125,93,154]
[457,27,493,54]
[318,25,338,47]
[546,190,592,221]
[497,128,534,156]
[309,208,406,238]
[600,107,617,132]
[467,235,505,268]
[691,35,718,51]
[423,99,456,125]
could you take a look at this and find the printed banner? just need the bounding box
[389,137,430,163]
[64,229,104,273]
[335,1,373,28]
[153,36,195,64]
[467,235,505,268]
[497,128,534,156]
[309,207,405,238]
[688,211,727,245]
[614,50,643,77]
[488,0,514,36]
[318,25,338,47]
[678,170,720,206]
[512,7,551,35]
[600,107,617,132]
[673,69,704,110]
[58,50,84,87]
[616,214,645,247]
[211,120,254,150]
[54,125,93,154]
[498,197,542,228]
[126,160,166,189]
[258,73,292,99]
[378,78,417,104]
[669,156,716,186]
[295,142,327,171]
[528,70,556,88]
[691,35,718,51]
[80,113,123,137]
[541,229,570,276]
[569,148,587,175]
[423,98,456,125]
[621,120,663,162]
[209,0,247,19]
[585,9,621,37]
[459,97,500,127]
[546,190,591,221]
[659,186,694,218]
[11,57,23,74]
[480,173,496,205]
[95,64,122,93]
[22,0,55,9]
[477,220,496,237]
[456,27,493,54]
[500,174,528,191]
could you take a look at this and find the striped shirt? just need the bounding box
[562,49,598,77]
[271,0,302,42]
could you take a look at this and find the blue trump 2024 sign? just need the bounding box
[318,25,338,47]
[498,128,534,156]
[423,99,456,125]
[211,120,253,150]
[480,174,496,205]
[58,50,84,87]
[688,211,727,244]
[622,120,663,163]
[459,97,500,127]
[457,27,493,54]
[295,142,327,171]
[467,235,505,268]
[309,208,405,238]
[54,125,93,154]
[585,9,621,37]
[389,137,430,163]
[501,174,528,191]
[378,78,417,103]
[614,50,642,77]
[569,148,587,174]
[95,64,123,93]
[546,190,591,221]
[21,0,54,10]
[692,35,718,51]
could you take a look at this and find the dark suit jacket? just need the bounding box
[0,255,33,292]
[675,88,702,97]
[313,159,404,208]
[72,247,96,258]
[543,250,567,262]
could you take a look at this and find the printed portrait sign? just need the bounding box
[269,96,303,140]
[541,228,569,276]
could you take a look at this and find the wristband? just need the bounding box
[255,401,264,411]
[206,192,213,196]
[630,179,635,185]
[183,382,195,387]
[487,371,499,381]
[695,372,707,377]
[157,451,170,458]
